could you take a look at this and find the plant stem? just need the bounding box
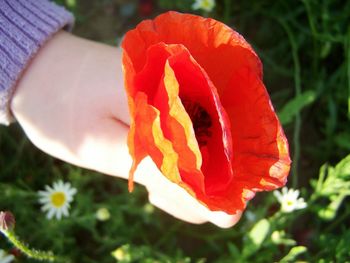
[346,26,350,119]
[224,0,231,23]
[1,229,57,261]
[280,19,302,188]
[323,206,350,233]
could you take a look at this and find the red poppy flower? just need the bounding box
[121,11,291,215]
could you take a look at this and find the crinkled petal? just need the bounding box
[222,68,290,193]
[128,92,183,189]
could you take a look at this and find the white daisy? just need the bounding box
[0,249,15,263]
[38,180,77,220]
[192,0,216,12]
[273,187,307,213]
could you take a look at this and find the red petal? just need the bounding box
[126,42,203,190]
[131,92,183,185]
[222,68,291,191]
[165,48,234,195]
[122,11,262,79]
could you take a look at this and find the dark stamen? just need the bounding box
[182,99,212,146]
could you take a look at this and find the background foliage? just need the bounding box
[1,0,350,262]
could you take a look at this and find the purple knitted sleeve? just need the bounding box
[0,0,74,125]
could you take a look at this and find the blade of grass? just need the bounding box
[346,26,350,119]
[279,19,302,188]
[223,0,231,24]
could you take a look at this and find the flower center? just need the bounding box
[182,100,212,146]
[286,200,294,206]
[51,192,66,207]
[201,0,213,9]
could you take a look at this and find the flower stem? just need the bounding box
[1,229,57,261]
[223,0,231,24]
[280,19,302,188]
[346,26,350,119]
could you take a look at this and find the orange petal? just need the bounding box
[222,68,291,191]
[130,92,182,184]
[122,11,262,79]
[165,47,234,195]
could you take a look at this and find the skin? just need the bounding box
[10,31,242,228]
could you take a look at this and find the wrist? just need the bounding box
[11,30,129,126]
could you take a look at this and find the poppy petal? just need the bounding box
[125,42,205,192]
[165,47,234,195]
[130,92,182,186]
[222,67,290,191]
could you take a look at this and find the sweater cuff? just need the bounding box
[0,0,74,125]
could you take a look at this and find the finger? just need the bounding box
[148,192,207,224]
[143,161,242,227]
[204,210,242,228]
[148,187,242,227]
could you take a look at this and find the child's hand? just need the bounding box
[11,31,241,228]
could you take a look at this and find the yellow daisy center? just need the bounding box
[286,200,294,206]
[202,0,211,8]
[51,192,66,207]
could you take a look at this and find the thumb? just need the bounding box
[144,165,242,228]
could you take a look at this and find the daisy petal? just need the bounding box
[37,180,77,220]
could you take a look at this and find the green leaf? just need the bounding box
[315,164,328,193]
[313,155,350,220]
[248,219,270,247]
[227,242,240,259]
[318,193,348,220]
[334,133,350,150]
[320,42,332,58]
[65,0,76,8]
[280,246,307,262]
[271,231,297,246]
[334,154,350,178]
[278,90,316,125]
[242,219,270,258]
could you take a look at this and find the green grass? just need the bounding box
[1,0,350,262]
